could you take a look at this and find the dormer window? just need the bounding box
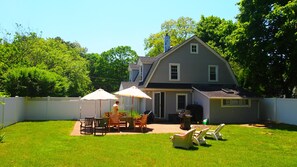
[190,43,199,54]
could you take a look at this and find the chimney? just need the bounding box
[164,33,170,52]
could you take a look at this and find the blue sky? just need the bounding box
[0,0,239,56]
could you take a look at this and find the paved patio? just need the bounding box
[71,121,198,136]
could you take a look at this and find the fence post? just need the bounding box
[46,96,50,120]
[1,98,5,127]
[274,98,277,123]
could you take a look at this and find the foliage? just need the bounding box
[1,121,297,166]
[144,17,196,57]
[85,46,138,92]
[196,15,236,58]
[2,67,69,97]
[228,0,297,97]
[0,30,92,96]
[120,110,141,118]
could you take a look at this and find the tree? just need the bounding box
[228,0,297,97]
[196,15,236,58]
[84,53,102,91]
[86,46,138,92]
[144,17,196,57]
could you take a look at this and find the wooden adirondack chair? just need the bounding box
[134,114,148,132]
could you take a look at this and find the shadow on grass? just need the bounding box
[205,137,228,141]
[193,143,212,148]
[106,127,154,134]
[201,144,212,147]
[250,123,297,131]
[173,146,199,151]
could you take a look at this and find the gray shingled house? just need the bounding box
[119,35,260,124]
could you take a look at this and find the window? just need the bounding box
[221,99,251,107]
[169,63,180,81]
[208,65,218,82]
[176,94,187,111]
[190,43,199,54]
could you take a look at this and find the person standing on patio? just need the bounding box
[112,101,120,115]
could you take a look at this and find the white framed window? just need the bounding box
[190,43,199,54]
[221,99,251,107]
[139,66,143,82]
[176,94,187,111]
[208,65,218,82]
[169,63,180,81]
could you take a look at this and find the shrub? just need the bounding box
[2,67,69,97]
[120,110,141,119]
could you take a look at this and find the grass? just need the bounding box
[0,121,297,167]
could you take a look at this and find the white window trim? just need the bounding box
[176,93,187,112]
[221,99,251,108]
[139,66,143,82]
[169,63,180,81]
[208,65,218,82]
[190,43,199,54]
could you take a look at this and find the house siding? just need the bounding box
[144,91,153,112]
[209,99,259,124]
[150,38,235,85]
[148,91,192,119]
[192,90,210,121]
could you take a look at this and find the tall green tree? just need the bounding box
[196,15,236,58]
[144,17,196,57]
[228,0,297,97]
[86,46,138,92]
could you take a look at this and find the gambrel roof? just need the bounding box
[140,36,238,88]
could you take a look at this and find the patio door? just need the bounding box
[154,92,165,118]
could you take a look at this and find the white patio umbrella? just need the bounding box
[81,89,118,118]
[114,86,151,116]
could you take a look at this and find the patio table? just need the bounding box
[120,116,134,128]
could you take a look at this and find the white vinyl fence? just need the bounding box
[260,98,297,126]
[0,97,116,127]
[0,97,24,127]
[2,97,297,127]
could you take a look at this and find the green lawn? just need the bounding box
[0,121,297,167]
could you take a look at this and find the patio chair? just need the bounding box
[193,128,209,145]
[80,117,94,134]
[206,123,225,140]
[119,114,128,128]
[171,129,196,149]
[93,118,107,135]
[134,114,148,132]
[108,114,120,132]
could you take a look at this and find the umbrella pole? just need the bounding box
[100,100,102,118]
[131,96,134,117]
[95,100,97,118]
